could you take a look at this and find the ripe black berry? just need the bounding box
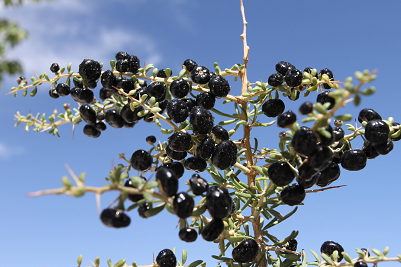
[56,83,70,96]
[297,162,320,189]
[212,125,229,141]
[317,124,334,146]
[127,55,140,73]
[184,156,207,173]
[49,89,59,99]
[309,145,333,171]
[132,87,148,102]
[262,99,285,118]
[280,184,306,206]
[285,69,303,87]
[268,161,295,186]
[94,121,107,132]
[191,65,210,84]
[196,92,216,110]
[182,98,196,114]
[115,51,129,61]
[341,149,367,171]
[268,73,284,87]
[167,99,189,123]
[316,162,340,187]
[373,138,393,155]
[202,218,224,241]
[316,91,335,110]
[138,202,150,218]
[358,108,382,123]
[100,208,130,228]
[365,120,390,144]
[105,110,125,128]
[211,140,237,170]
[206,186,233,219]
[286,239,298,251]
[79,59,102,82]
[173,192,194,218]
[299,101,314,115]
[277,110,297,128]
[147,82,166,102]
[99,87,112,101]
[124,121,136,128]
[321,241,344,262]
[196,135,216,160]
[121,104,144,123]
[165,146,187,161]
[275,61,296,76]
[156,167,178,197]
[320,68,334,90]
[354,262,368,267]
[50,63,60,73]
[333,127,345,141]
[79,105,97,124]
[292,128,318,155]
[170,78,189,98]
[183,59,198,72]
[232,238,259,263]
[83,124,101,138]
[362,143,379,159]
[157,69,172,78]
[116,60,129,73]
[190,106,214,134]
[161,162,185,179]
[168,132,192,152]
[124,177,146,202]
[189,174,209,195]
[77,88,94,105]
[130,149,152,171]
[179,227,197,242]
[146,135,156,144]
[73,77,83,88]
[208,75,231,97]
[117,77,134,94]
[156,249,177,267]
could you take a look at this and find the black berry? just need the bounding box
[165,146,187,161]
[191,65,210,84]
[49,89,59,99]
[281,184,306,206]
[297,162,320,189]
[262,99,285,118]
[190,106,214,134]
[286,239,298,251]
[168,132,192,152]
[127,55,140,73]
[196,92,216,110]
[277,110,296,128]
[173,192,194,218]
[196,135,216,160]
[83,124,101,138]
[321,241,344,262]
[130,149,152,171]
[317,91,335,110]
[100,208,130,228]
[156,167,178,197]
[206,186,233,219]
[105,109,125,128]
[79,105,97,124]
[268,161,295,186]
[275,61,296,76]
[179,227,198,242]
[333,127,345,141]
[232,239,259,263]
[211,140,237,170]
[320,68,334,90]
[373,138,393,155]
[299,101,314,115]
[56,83,70,96]
[121,104,144,123]
[94,121,107,132]
[208,75,231,97]
[212,125,229,141]
[202,218,224,241]
[77,88,94,105]
[189,174,209,195]
[147,82,166,102]
[184,156,207,173]
[115,51,129,61]
[285,69,303,87]
[358,108,382,123]
[161,162,185,179]
[365,120,390,144]
[156,249,176,267]
[79,59,102,83]
[362,143,379,159]
[167,99,189,123]
[268,73,284,87]
[124,177,146,202]
[50,63,60,73]
[183,59,198,72]
[138,202,149,218]
[146,135,156,144]
[170,78,189,98]
[341,149,367,171]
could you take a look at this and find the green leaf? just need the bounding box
[321,253,334,265]
[354,94,361,106]
[335,114,353,121]
[310,250,321,264]
[30,86,37,97]
[219,119,238,125]
[341,252,352,263]
[164,68,172,78]
[144,204,165,217]
[161,128,174,134]
[186,260,203,267]
[145,64,154,74]
[178,68,186,78]
[314,102,327,114]
[144,181,158,189]
[301,250,307,267]
[237,120,248,125]
[372,248,383,257]
[142,192,153,202]
[114,259,126,267]
[361,86,375,96]
[191,205,206,216]
[252,166,264,175]
[383,246,390,256]
[182,250,187,265]
[94,257,100,266]
[77,255,82,266]
[107,258,113,267]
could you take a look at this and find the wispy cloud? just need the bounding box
[0,142,25,160]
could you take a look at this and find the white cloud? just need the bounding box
[0,142,25,160]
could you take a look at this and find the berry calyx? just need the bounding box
[130,149,153,171]
[232,238,259,263]
[173,192,194,218]
[262,99,285,118]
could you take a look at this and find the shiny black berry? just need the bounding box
[156,167,178,197]
[77,88,94,105]
[299,101,314,115]
[94,121,107,132]
[138,202,150,218]
[268,161,295,186]
[292,128,318,156]
[79,59,101,82]
[321,241,344,262]
[124,177,146,202]
[147,82,166,102]
[286,239,298,251]
[168,132,192,152]
[285,69,303,87]
[182,98,196,114]
[316,162,341,187]
[79,105,96,124]
[117,77,134,94]
[354,262,368,267]
[115,51,129,61]
[317,91,335,110]
[202,218,224,241]
[127,55,140,73]
[232,238,259,263]
[206,186,232,219]
[165,146,187,161]
[268,73,284,87]
[190,106,214,134]
[211,140,237,170]
[105,109,125,128]
[156,249,177,267]
[191,65,210,84]
[83,124,101,138]
[99,87,112,101]
[49,89,59,99]
[320,68,334,89]
[373,138,393,155]
[167,99,189,123]
[184,157,207,173]
[183,59,198,72]
[157,69,172,78]
[277,110,297,128]
[100,208,130,228]
[189,174,209,195]
[212,125,229,141]
[309,145,333,171]
[275,61,296,76]
[358,108,382,123]
[196,135,216,160]
[161,162,185,179]
[333,127,345,141]
[132,87,148,101]
[196,92,216,110]
[130,149,152,171]
[173,192,194,218]
[341,149,367,171]
[362,143,379,159]
[297,162,320,189]
[56,83,70,96]
[365,120,390,144]
[50,63,60,73]
[281,184,306,206]
[262,99,285,118]
[146,135,156,144]
[179,227,198,242]
[116,60,129,73]
[170,78,189,98]
[208,75,231,97]
[121,104,144,123]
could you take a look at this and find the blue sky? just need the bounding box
[1,1,401,267]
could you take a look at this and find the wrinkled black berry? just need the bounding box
[285,69,303,87]
[183,59,198,72]
[196,135,216,160]
[268,161,295,186]
[156,249,176,267]
[127,55,140,73]
[212,125,229,141]
[196,92,216,110]
[362,143,379,159]
[116,77,134,94]
[292,128,318,156]
[286,239,298,251]
[170,78,189,98]
[211,140,237,170]
[168,132,192,152]
[373,138,393,155]
[100,70,117,89]
[268,73,284,87]
[208,75,231,97]
[167,99,189,123]
[202,218,224,241]
[316,162,340,187]
[277,110,296,128]
[262,99,285,118]
[115,51,129,61]
[79,59,101,82]
[191,65,210,84]
[341,149,367,171]
[173,192,194,218]
[232,238,259,263]
[297,162,320,189]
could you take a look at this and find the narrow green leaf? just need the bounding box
[182,250,188,265]
[178,68,186,78]
[187,260,203,267]
[310,250,321,264]
[145,180,158,189]
[114,259,126,267]
[335,114,353,121]
[354,94,361,106]
[341,252,353,263]
[142,192,153,202]
[383,246,390,256]
[252,166,264,175]
[372,249,383,257]
[161,128,174,134]
[321,253,334,265]
[314,102,327,114]
[191,205,206,216]
[94,257,100,266]
[237,120,248,125]
[107,258,113,267]
[301,249,307,267]
[77,255,82,266]
[144,204,165,217]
